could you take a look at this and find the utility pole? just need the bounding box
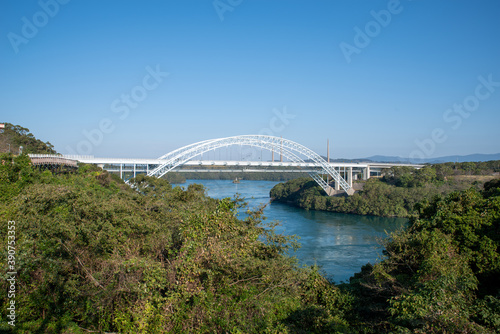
[327,139,330,163]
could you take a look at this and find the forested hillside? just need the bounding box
[1,124,498,333]
[164,170,309,184]
[349,178,500,332]
[1,153,499,333]
[270,163,500,217]
[0,123,56,154]
[0,153,354,333]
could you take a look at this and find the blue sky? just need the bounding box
[1,0,499,159]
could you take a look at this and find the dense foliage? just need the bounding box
[1,154,499,332]
[162,170,310,184]
[348,180,500,333]
[270,163,500,217]
[1,153,354,333]
[0,123,56,154]
[1,115,498,334]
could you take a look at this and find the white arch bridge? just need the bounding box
[30,135,425,196]
[148,135,354,195]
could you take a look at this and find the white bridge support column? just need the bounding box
[335,167,340,190]
[363,165,370,180]
[348,167,353,187]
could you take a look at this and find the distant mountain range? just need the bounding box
[339,153,500,164]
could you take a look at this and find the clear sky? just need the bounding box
[1,0,499,159]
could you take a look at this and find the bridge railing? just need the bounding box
[62,155,95,160]
[28,155,79,168]
[27,154,95,160]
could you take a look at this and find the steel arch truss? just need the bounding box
[148,135,354,195]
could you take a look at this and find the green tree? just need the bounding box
[0,122,56,154]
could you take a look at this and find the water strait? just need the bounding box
[183,179,407,283]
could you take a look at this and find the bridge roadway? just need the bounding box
[59,155,422,169]
[29,155,424,188]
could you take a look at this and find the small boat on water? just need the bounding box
[233,177,240,184]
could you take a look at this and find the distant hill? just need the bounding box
[0,122,56,154]
[362,153,500,164]
[319,156,372,163]
[298,153,500,164]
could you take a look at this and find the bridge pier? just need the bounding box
[335,167,340,191]
[347,167,352,187]
[325,186,337,196]
[326,185,355,196]
[363,165,370,180]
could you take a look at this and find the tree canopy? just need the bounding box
[271,162,500,218]
[0,122,56,154]
[1,151,498,332]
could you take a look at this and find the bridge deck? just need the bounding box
[28,155,424,171]
[30,156,78,168]
[37,156,423,169]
